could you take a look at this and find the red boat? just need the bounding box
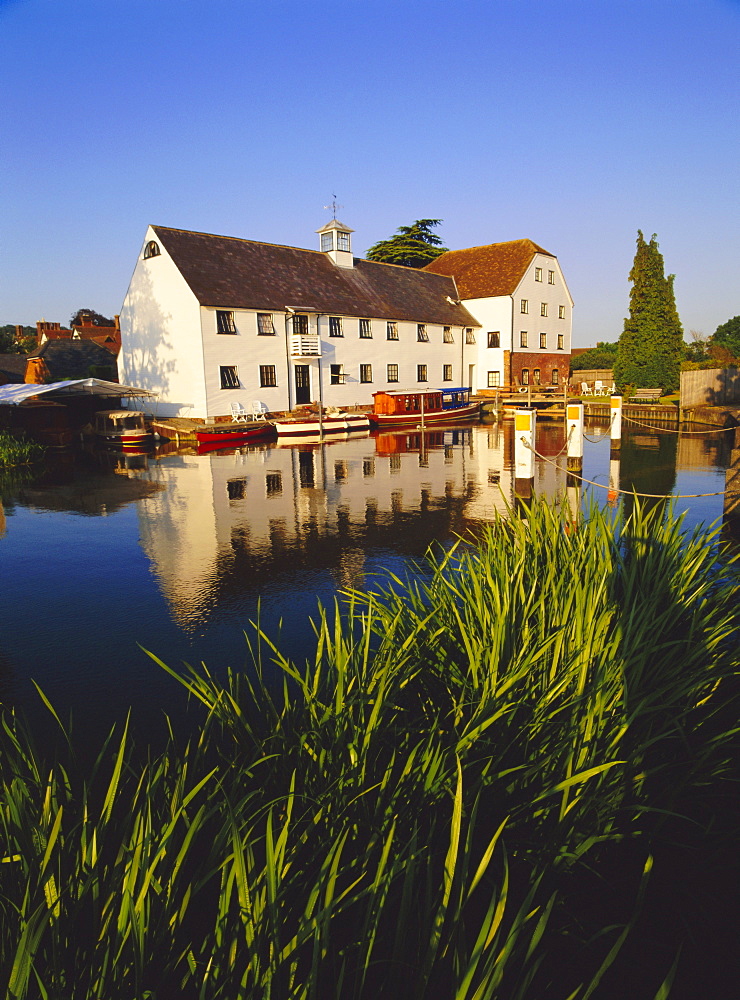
[195,420,275,447]
[369,388,479,427]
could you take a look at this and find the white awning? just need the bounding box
[0,379,157,406]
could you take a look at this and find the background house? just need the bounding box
[25,340,119,383]
[424,239,573,390]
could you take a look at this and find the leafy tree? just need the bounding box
[0,324,35,354]
[709,315,740,360]
[570,341,619,372]
[70,308,115,328]
[613,231,683,393]
[365,219,448,268]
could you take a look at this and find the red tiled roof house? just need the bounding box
[425,239,573,391]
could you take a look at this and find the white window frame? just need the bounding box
[220,365,239,389]
[216,310,236,334]
[257,313,275,335]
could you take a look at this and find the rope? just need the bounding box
[521,437,740,500]
[620,413,738,435]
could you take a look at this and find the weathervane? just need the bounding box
[323,194,343,220]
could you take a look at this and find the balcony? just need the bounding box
[290,334,321,357]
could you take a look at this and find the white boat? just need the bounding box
[94,410,152,449]
[274,410,370,437]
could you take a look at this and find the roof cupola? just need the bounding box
[316,219,354,268]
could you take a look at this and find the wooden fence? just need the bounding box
[681,367,740,407]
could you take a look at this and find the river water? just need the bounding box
[0,419,735,748]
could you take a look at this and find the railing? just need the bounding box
[290,334,320,357]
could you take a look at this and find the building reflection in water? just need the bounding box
[135,423,572,628]
[133,418,734,630]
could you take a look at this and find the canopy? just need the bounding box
[0,378,157,406]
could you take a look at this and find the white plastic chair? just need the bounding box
[580,382,591,396]
[231,401,248,422]
[594,380,606,396]
[251,400,269,420]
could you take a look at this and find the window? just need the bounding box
[329,316,343,337]
[417,323,429,342]
[557,334,564,350]
[540,332,547,349]
[359,318,372,339]
[293,314,309,336]
[259,364,277,387]
[363,458,375,477]
[443,326,454,343]
[551,369,559,385]
[387,363,399,382]
[443,364,453,381]
[487,331,500,348]
[540,303,548,317]
[360,364,373,383]
[227,479,246,500]
[216,310,236,334]
[548,270,555,285]
[220,365,239,389]
[265,472,282,496]
[535,267,543,282]
[487,371,501,387]
[533,368,541,385]
[143,240,160,259]
[417,364,428,382]
[465,328,476,344]
[257,313,274,335]
[334,460,348,481]
[321,232,333,252]
[520,331,528,348]
[387,321,399,340]
[330,364,345,385]
[520,299,528,314]
[521,369,529,385]
[337,231,351,252]
[558,305,566,319]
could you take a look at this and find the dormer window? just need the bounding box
[337,231,351,252]
[143,240,160,259]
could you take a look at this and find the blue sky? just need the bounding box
[2,0,739,346]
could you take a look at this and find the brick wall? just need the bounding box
[510,352,567,387]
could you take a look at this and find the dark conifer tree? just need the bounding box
[365,219,447,268]
[614,231,683,393]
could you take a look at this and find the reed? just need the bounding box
[0,431,45,469]
[0,498,737,999]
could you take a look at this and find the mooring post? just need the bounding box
[610,395,622,457]
[514,408,536,498]
[566,402,584,477]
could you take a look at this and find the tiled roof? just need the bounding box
[150,226,480,327]
[424,239,554,299]
[0,354,27,384]
[27,340,119,378]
